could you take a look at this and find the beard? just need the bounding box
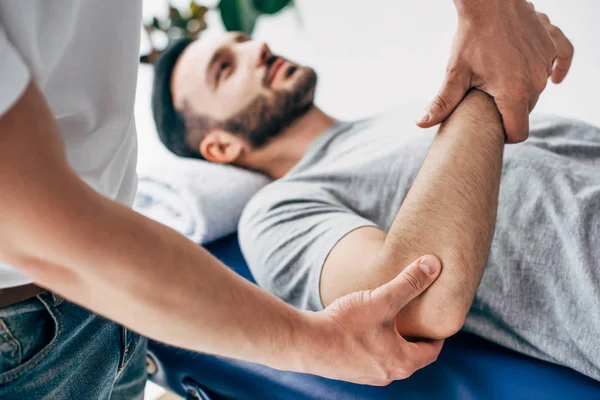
[221,67,318,148]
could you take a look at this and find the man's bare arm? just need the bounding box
[321,90,504,339]
[0,82,443,385]
[0,83,305,367]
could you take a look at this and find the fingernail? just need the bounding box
[417,110,430,124]
[419,256,439,275]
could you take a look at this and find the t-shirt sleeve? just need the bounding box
[0,25,31,117]
[239,182,378,311]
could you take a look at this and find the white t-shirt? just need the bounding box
[0,1,142,289]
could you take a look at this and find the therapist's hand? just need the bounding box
[527,3,574,85]
[417,0,573,143]
[299,256,443,386]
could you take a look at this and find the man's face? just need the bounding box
[172,32,317,148]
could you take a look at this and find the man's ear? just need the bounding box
[199,130,245,164]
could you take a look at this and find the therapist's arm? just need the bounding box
[0,82,443,386]
[321,90,504,339]
[417,0,573,143]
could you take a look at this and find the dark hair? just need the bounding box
[151,38,204,159]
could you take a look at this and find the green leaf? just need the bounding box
[168,6,182,20]
[219,0,259,34]
[190,1,208,20]
[252,0,291,14]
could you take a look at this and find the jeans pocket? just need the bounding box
[0,293,61,385]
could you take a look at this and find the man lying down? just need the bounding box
[152,32,600,381]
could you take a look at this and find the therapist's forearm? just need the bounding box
[378,90,505,337]
[0,82,304,372]
[5,186,306,368]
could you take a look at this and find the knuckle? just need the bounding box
[376,367,394,384]
[431,94,448,112]
[567,40,575,55]
[445,62,462,76]
[401,270,423,293]
[377,289,394,307]
[395,368,413,380]
[549,25,562,36]
[382,372,394,385]
[547,26,563,48]
[375,378,393,387]
[445,63,470,89]
[547,41,558,59]
[426,348,441,364]
[331,291,365,315]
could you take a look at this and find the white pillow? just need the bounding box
[134,157,270,244]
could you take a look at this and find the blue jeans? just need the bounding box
[0,292,147,399]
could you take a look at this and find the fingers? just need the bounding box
[496,98,530,143]
[549,27,574,83]
[531,3,574,84]
[404,339,445,372]
[537,12,550,25]
[551,56,572,84]
[417,67,471,128]
[370,255,441,319]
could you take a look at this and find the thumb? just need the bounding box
[371,255,442,319]
[496,98,530,143]
[417,68,471,128]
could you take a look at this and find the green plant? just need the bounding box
[140,0,293,63]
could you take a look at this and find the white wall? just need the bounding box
[136,0,600,171]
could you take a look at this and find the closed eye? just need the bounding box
[216,61,232,85]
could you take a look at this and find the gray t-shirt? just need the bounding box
[239,110,600,380]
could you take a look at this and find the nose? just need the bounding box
[254,42,273,68]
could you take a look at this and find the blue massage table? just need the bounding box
[147,234,600,399]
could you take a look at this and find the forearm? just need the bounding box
[0,82,308,372]
[2,175,310,369]
[379,90,505,337]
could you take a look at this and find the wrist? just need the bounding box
[453,0,518,21]
[455,90,506,142]
[284,311,338,375]
[264,307,318,373]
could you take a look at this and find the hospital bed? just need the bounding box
[146,233,600,400]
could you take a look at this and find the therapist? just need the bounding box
[0,1,571,398]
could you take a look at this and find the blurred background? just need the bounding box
[138,1,599,398]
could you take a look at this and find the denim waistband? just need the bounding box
[0,292,63,318]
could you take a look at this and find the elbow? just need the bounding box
[381,250,479,340]
[419,309,467,340]
[396,304,468,340]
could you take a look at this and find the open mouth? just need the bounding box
[267,57,297,86]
